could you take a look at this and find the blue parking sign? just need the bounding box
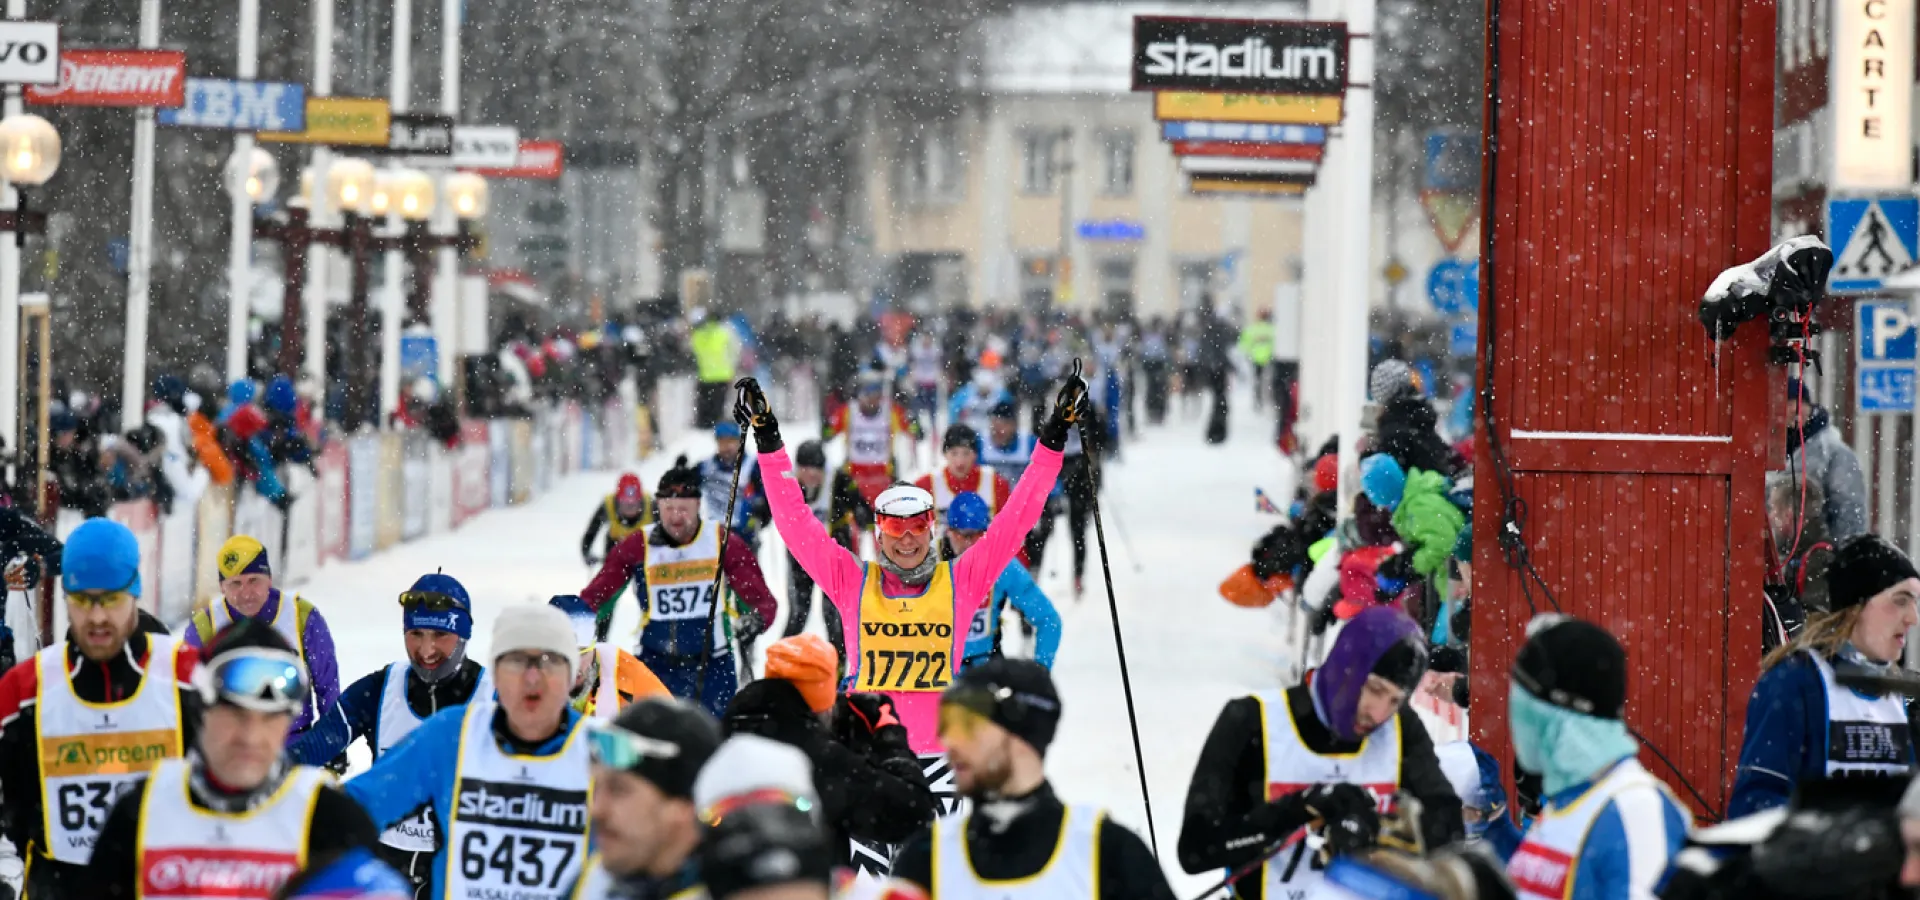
[1860,368,1915,412]
[1427,259,1478,316]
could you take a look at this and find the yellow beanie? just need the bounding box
[217,535,271,580]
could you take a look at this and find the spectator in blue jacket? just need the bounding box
[344,604,592,900]
[1495,615,1689,900]
[1729,534,1920,818]
[943,492,1060,669]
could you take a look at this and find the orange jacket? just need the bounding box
[188,412,234,485]
[575,643,670,718]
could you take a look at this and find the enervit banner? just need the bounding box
[1131,16,1346,95]
[26,48,185,107]
[473,139,564,179]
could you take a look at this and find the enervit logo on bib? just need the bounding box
[142,849,299,898]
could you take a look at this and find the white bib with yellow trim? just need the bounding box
[1253,689,1401,900]
[1507,759,1674,900]
[932,805,1101,900]
[134,758,328,900]
[645,521,723,626]
[442,700,591,900]
[36,637,184,863]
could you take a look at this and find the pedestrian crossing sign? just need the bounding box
[1828,196,1920,292]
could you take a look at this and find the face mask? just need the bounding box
[1508,682,1639,797]
[411,639,468,683]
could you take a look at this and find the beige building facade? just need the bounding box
[854,1,1307,320]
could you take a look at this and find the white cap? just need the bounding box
[492,605,581,680]
[1434,741,1484,809]
[873,484,935,519]
[692,734,819,819]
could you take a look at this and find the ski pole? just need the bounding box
[1069,358,1160,860]
[1101,487,1146,574]
[694,380,753,709]
[1183,833,1295,900]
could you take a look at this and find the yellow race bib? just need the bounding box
[856,562,957,692]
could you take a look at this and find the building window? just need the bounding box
[1101,131,1134,196]
[1021,130,1061,195]
[1098,257,1135,315]
[902,120,964,205]
[1179,259,1219,309]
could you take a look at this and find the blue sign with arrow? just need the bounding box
[1426,259,1479,316]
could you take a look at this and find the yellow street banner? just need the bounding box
[1155,92,1343,125]
[259,97,390,146]
[1190,177,1311,197]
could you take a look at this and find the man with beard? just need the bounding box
[888,659,1172,900]
[570,697,723,900]
[287,573,491,896]
[0,520,199,899]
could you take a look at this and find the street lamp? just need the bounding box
[328,157,375,214]
[445,172,489,220]
[0,114,59,244]
[368,170,395,218]
[225,145,279,204]
[392,169,436,221]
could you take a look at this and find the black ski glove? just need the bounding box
[733,378,782,454]
[1038,370,1090,452]
[1300,783,1381,860]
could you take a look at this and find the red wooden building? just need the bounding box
[1472,0,1776,816]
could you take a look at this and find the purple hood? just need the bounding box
[1311,605,1425,741]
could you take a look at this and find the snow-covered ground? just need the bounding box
[301,388,1296,892]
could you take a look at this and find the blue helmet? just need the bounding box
[947,492,991,532]
[281,847,414,899]
[63,518,141,597]
[548,595,597,647]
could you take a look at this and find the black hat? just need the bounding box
[699,804,835,900]
[989,400,1019,420]
[1512,616,1627,720]
[1827,534,1920,612]
[794,440,827,470]
[943,423,980,452]
[604,697,723,799]
[942,658,1061,755]
[657,455,702,500]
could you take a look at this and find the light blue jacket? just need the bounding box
[962,562,1061,668]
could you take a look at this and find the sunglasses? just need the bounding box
[700,787,815,825]
[69,589,134,609]
[202,649,309,714]
[398,591,464,612]
[587,720,682,771]
[875,511,935,537]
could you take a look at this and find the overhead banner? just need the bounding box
[383,113,453,155]
[1832,0,1914,190]
[1132,16,1347,95]
[451,126,519,168]
[1170,140,1323,161]
[473,139,564,180]
[26,48,184,107]
[258,96,390,146]
[158,78,305,131]
[1160,121,1326,144]
[0,22,59,85]
[1179,156,1319,177]
[1154,91,1342,125]
[1190,176,1312,196]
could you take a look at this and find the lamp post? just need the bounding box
[0,112,56,464]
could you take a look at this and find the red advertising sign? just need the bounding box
[27,49,186,107]
[472,139,564,179]
[1170,139,1324,162]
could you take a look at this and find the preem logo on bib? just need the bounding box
[46,728,176,777]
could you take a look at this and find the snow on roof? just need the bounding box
[983,1,1311,95]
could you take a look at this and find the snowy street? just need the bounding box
[300,391,1293,891]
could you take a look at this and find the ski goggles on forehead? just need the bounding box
[586,720,683,772]
[875,511,935,537]
[200,648,309,714]
[398,591,464,612]
[700,788,815,825]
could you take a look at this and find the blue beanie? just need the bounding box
[714,421,743,440]
[402,573,472,639]
[227,379,258,408]
[265,375,297,415]
[63,518,142,597]
[1360,454,1407,511]
[947,492,991,531]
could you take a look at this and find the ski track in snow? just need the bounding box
[302,391,1291,891]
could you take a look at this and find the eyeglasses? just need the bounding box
[497,650,571,676]
[202,648,309,714]
[700,787,815,825]
[875,511,934,537]
[398,591,464,612]
[587,720,682,771]
[69,590,133,609]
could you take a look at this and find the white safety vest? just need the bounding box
[1252,689,1402,900]
[847,405,896,467]
[930,466,999,516]
[932,805,1102,900]
[375,661,499,853]
[134,759,329,900]
[1507,759,1678,900]
[645,521,728,650]
[1808,650,1914,778]
[35,637,185,864]
[442,701,591,900]
[208,597,305,661]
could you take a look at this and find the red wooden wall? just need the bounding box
[1472,0,1775,817]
